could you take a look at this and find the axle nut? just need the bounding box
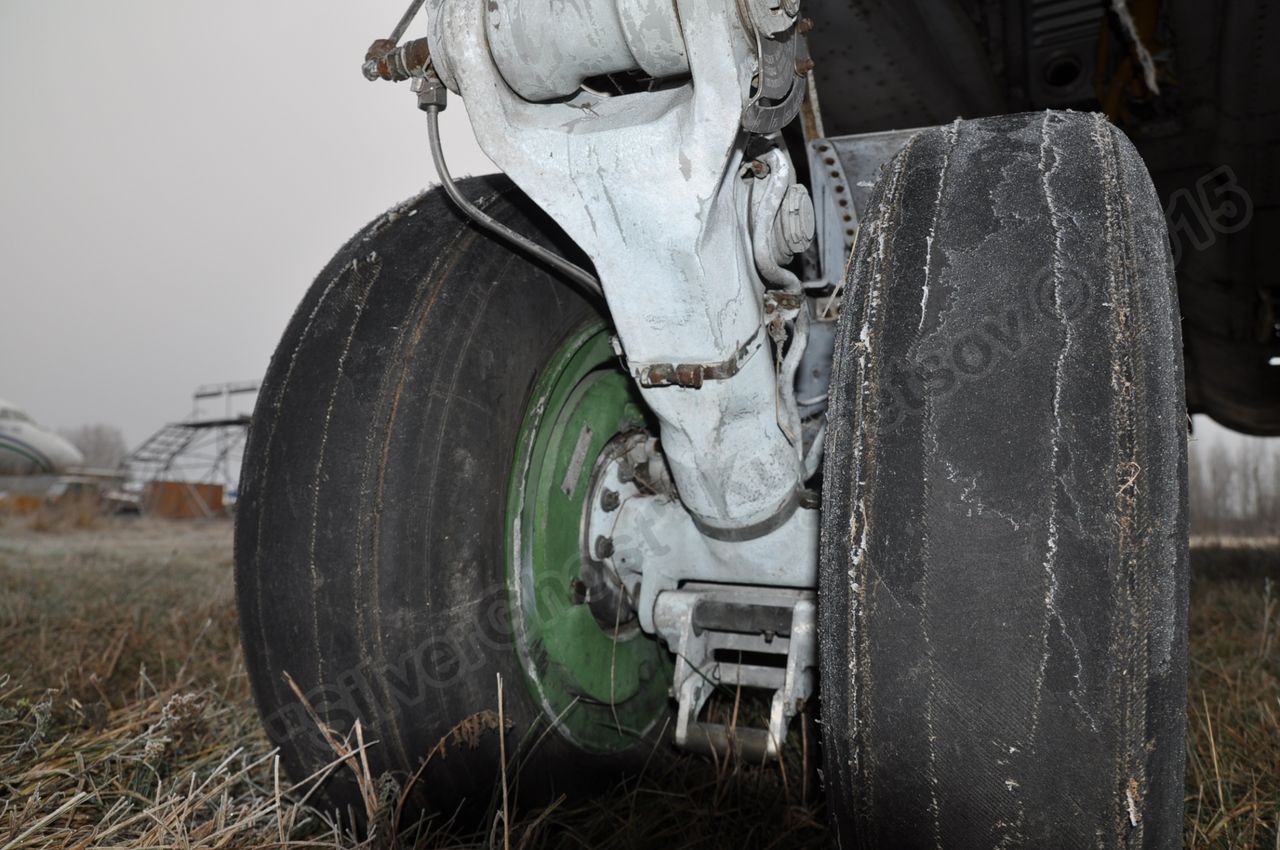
[776,184,816,256]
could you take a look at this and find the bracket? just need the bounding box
[654,586,816,761]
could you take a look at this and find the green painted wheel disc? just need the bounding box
[506,321,672,753]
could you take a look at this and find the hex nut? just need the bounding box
[414,75,449,111]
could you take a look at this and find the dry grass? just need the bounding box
[22,495,105,534]
[1185,537,1280,848]
[0,519,1275,848]
[0,519,824,849]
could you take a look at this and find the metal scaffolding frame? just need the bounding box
[126,382,258,514]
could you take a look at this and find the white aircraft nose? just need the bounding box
[48,434,85,469]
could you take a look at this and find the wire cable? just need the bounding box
[424,105,605,301]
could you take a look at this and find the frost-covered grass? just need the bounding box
[0,519,1273,848]
[1185,539,1280,848]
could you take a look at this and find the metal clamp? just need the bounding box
[633,327,764,389]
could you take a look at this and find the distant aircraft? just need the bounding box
[0,398,85,474]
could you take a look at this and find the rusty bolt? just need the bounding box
[748,159,771,179]
[594,536,615,560]
[795,57,816,76]
[570,578,588,605]
[364,37,433,82]
[797,17,814,34]
[600,488,621,512]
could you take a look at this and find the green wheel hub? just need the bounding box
[506,321,672,752]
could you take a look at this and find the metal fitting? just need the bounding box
[775,184,816,257]
[364,37,433,82]
[413,73,449,111]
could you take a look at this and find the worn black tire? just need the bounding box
[234,176,649,827]
[819,111,1189,848]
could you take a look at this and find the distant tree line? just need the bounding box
[59,423,128,470]
[1189,437,1280,537]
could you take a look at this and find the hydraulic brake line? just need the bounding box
[423,103,605,301]
[362,0,605,300]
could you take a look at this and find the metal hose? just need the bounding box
[424,105,604,301]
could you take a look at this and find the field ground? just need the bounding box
[0,517,1276,848]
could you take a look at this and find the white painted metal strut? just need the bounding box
[426,0,805,532]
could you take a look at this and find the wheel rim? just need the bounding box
[506,320,672,753]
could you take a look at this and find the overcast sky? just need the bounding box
[1,1,490,446]
[0,2,1262,458]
